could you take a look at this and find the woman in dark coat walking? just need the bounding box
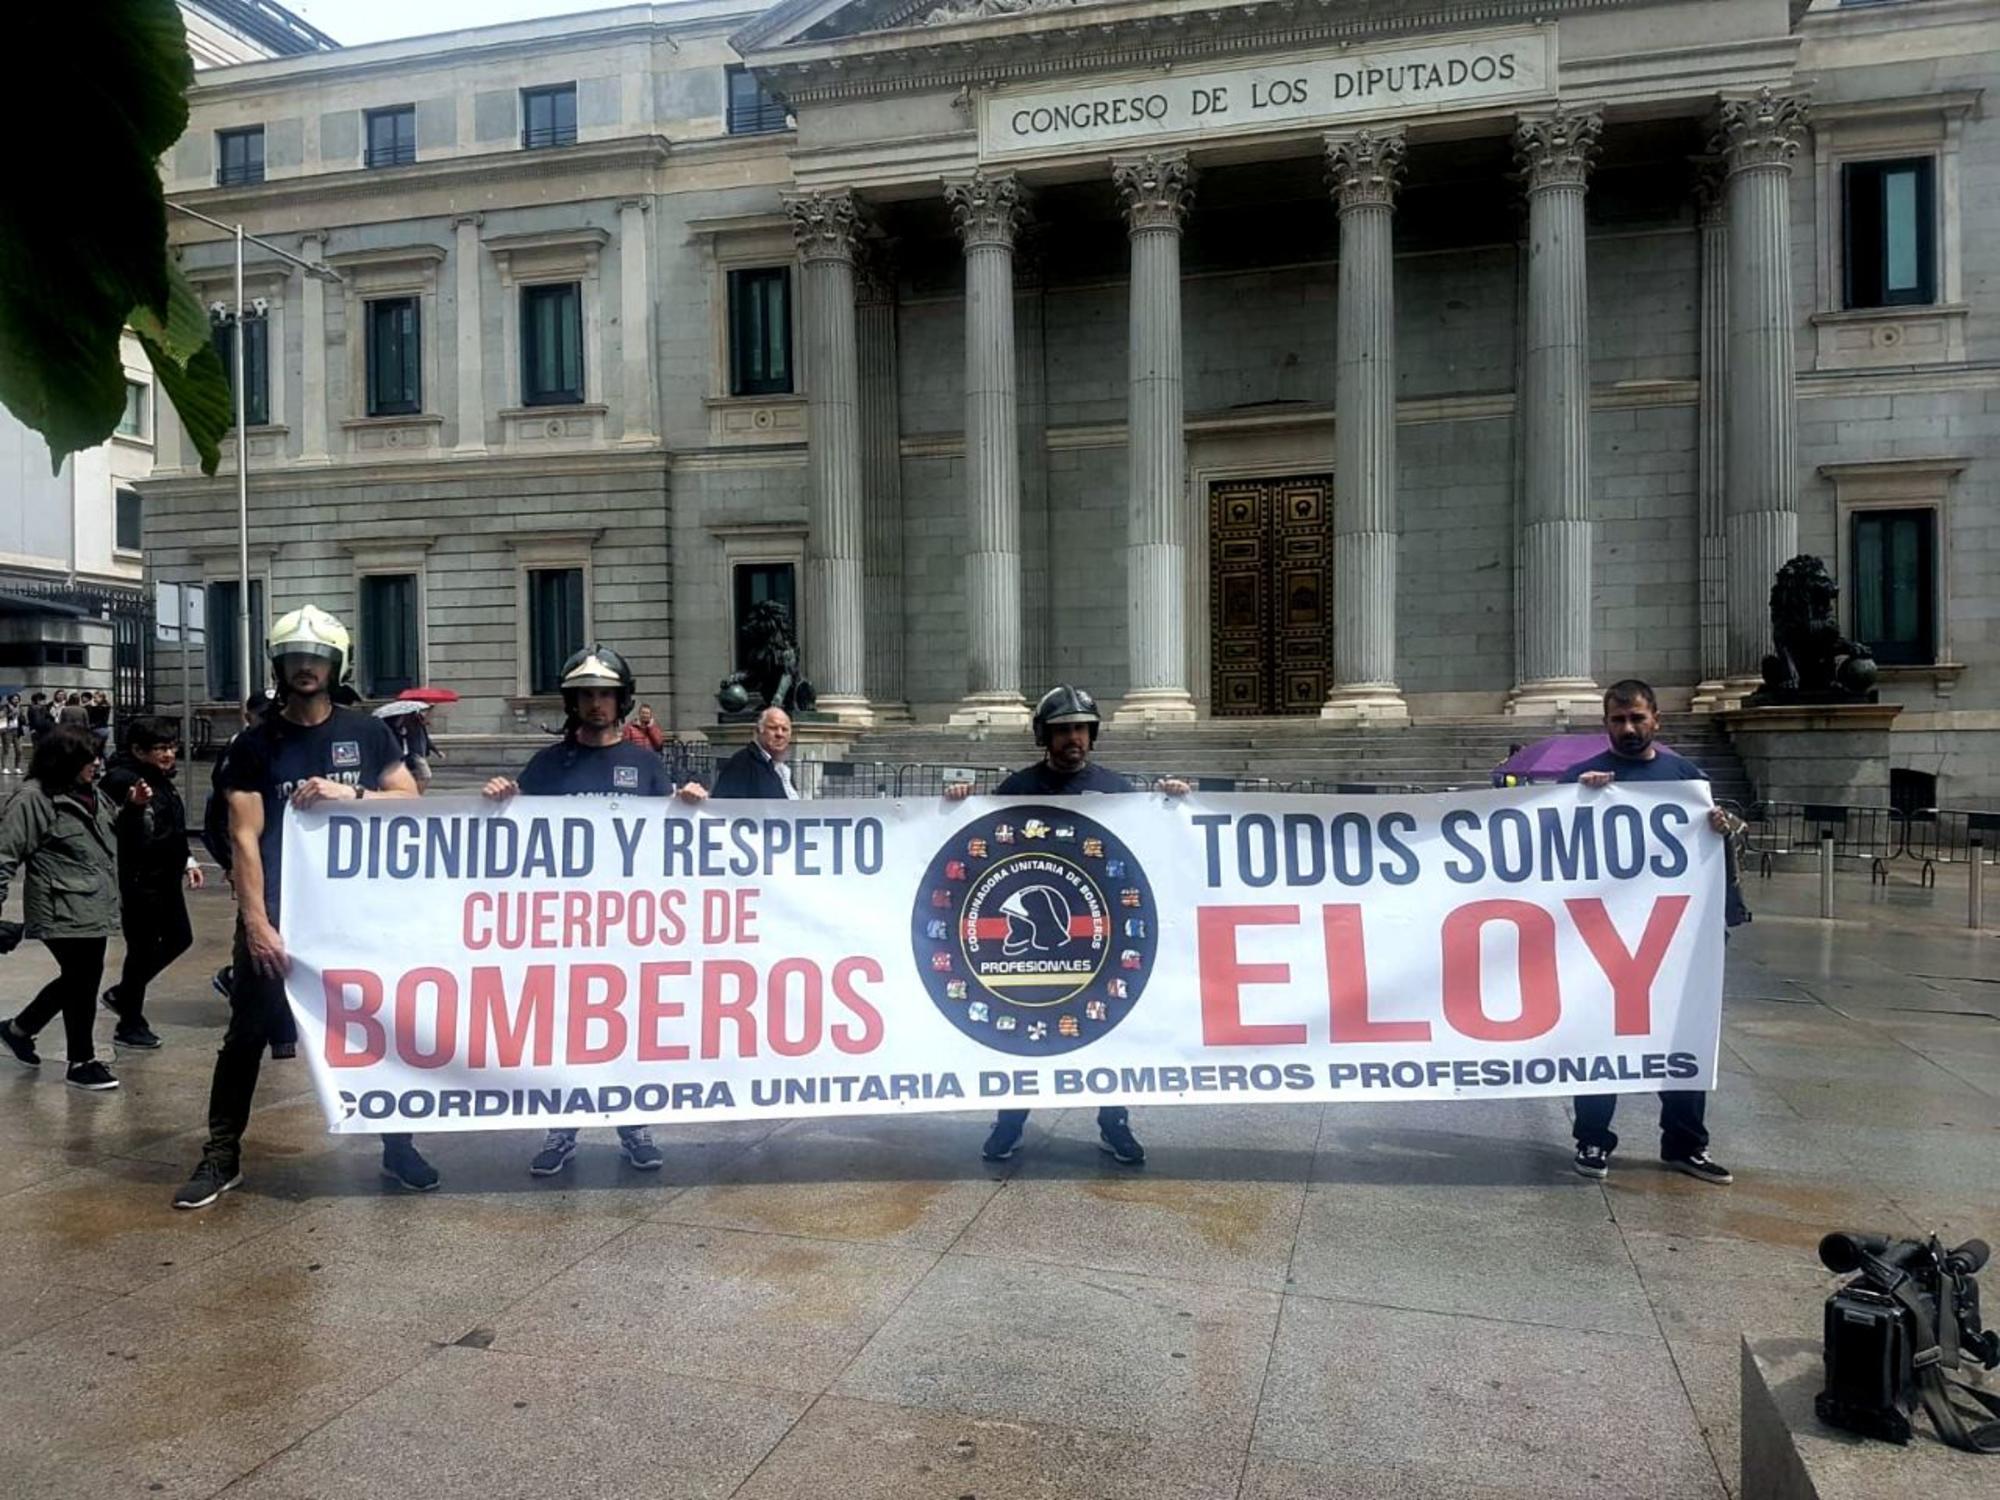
[0,726,134,1089]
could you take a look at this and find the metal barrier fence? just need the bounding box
[782,761,1460,801]
[1738,801,2000,885]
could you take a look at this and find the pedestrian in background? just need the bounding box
[623,702,666,754]
[0,696,22,774]
[87,692,113,754]
[100,717,204,1050]
[710,706,798,798]
[26,694,54,742]
[58,693,90,733]
[0,725,131,1090]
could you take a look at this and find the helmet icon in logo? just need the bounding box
[999,885,1074,957]
[912,804,1156,1058]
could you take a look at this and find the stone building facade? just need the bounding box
[142,0,2000,800]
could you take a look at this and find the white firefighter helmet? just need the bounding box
[267,604,351,686]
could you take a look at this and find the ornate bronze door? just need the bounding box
[1208,475,1334,717]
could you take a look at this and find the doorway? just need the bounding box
[1208,474,1333,717]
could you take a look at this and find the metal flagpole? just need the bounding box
[234,224,250,708]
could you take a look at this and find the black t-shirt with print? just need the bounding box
[216,705,404,922]
[517,738,672,798]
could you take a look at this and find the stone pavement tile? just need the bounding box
[833,1254,1279,1451]
[1241,1455,1616,1500]
[1313,1113,1574,1190]
[1880,1189,2000,1247]
[1029,1100,1323,1182]
[1597,1165,1914,1248]
[1250,1294,1724,1500]
[1871,1011,2000,1062]
[215,1344,809,1500]
[0,1278,118,1351]
[0,1162,312,1294]
[0,1065,223,1159]
[1720,1037,1967,1089]
[653,1112,1005,1250]
[1830,1122,2000,1197]
[0,1294,431,1500]
[0,1144,97,1197]
[1769,1075,2000,1132]
[731,1395,1245,1500]
[486,1221,936,1392]
[1288,1181,1657,1336]
[1668,1335,1743,1500]
[1620,1228,1833,1349]
[139,1193,643,1342]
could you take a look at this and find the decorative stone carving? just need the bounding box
[716,601,818,717]
[1714,88,1810,175]
[1693,156,1729,227]
[1514,108,1602,191]
[920,0,1087,27]
[1325,129,1406,211]
[783,189,866,263]
[853,241,897,307]
[1112,153,1196,234]
[944,172,1028,249]
[1749,556,1878,705]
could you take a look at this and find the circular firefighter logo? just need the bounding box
[912,805,1158,1057]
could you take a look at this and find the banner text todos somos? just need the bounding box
[281,787,1725,1133]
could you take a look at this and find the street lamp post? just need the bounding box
[162,201,340,721]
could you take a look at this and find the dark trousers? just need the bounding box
[16,937,108,1063]
[202,920,406,1164]
[994,1106,1130,1132]
[1572,1090,1709,1159]
[114,885,193,1022]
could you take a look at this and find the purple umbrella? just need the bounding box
[1491,734,1673,787]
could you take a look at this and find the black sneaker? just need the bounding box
[381,1142,440,1192]
[981,1115,1026,1162]
[114,1022,162,1051]
[528,1132,577,1177]
[173,1158,242,1211]
[211,966,234,1000]
[617,1128,664,1171]
[65,1060,120,1091]
[0,1017,39,1068]
[1098,1117,1146,1167]
[1665,1151,1734,1185]
[1574,1144,1611,1179]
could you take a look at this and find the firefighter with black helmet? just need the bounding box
[174,605,436,1209]
[484,643,703,1175]
[945,684,1189,1166]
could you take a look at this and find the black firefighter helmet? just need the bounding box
[560,644,637,722]
[1033,684,1100,747]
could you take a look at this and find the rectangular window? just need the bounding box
[365,297,422,417]
[527,567,586,695]
[206,578,267,703]
[1852,508,1937,666]
[115,488,142,553]
[117,380,147,438]
[726,67,789,135]
[216,126,265,187]
[1844,158,1937,309]
[359,574,420,698]
[212,316,270,427]
[521,282,585,406]
[521,84,577,150]
[727,267,792,396]
[365,105,417,168]
[733,562,797,672]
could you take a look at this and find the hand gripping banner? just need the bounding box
[281,786,1725,1133]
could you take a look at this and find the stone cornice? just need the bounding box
[1325,128,1405,211]
[1112,153,1196,235]
[136,447,668,498]
[945,171,1029,250]
[1714,87,1809,175]
[740,0,1718,105]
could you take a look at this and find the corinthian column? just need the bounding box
[1509,108,1601,719]
[617,198,658,445]
[1112,153,1198,723]
[856,248,909,722]
[784,189,872,724]
[299,231,329,462]
[1716,89,1809,688]
[1323,128,1408,724]
[945,171,1031,725]
[452,215,485,455]
[1692,163,1731,709]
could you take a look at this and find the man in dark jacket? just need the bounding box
[945,685,1189,1167]
[708,706,799,799]
[99,717,204,1050]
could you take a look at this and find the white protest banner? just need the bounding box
[280,786,1725,1134]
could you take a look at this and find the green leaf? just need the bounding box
[129,259,216,366]
[0,1,195,472]
[136,330,229,480]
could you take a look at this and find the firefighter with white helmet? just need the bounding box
[174,605,436,1209]
[944,685,1189,1167]
[484,643,704,1175]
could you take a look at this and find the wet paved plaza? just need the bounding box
[1,867,1996,1499]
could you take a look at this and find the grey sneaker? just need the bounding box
[529,1131,577,1177]
[173,1157,242,1211]
[618,1128,664,1171]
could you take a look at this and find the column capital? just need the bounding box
[945,171,1029,250]
[1112,152,1196,234]
[1693,157,1730,227]
[616,197,651,215]
[784,189,868,264]
[1514,108,1602,191]
[1713,87,1810,175]
[451,213,484,231]
[854,241,898,307]
[1324,128,1405,211]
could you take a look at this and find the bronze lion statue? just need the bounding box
[716,600,817,716]
[1752,555,1878,704]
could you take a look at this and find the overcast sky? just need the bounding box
[288,0,626,47]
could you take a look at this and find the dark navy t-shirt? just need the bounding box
[1559,747,1708,784]
[994,760,1136,797]
[216,706,405,921]
[517,739,672,798]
